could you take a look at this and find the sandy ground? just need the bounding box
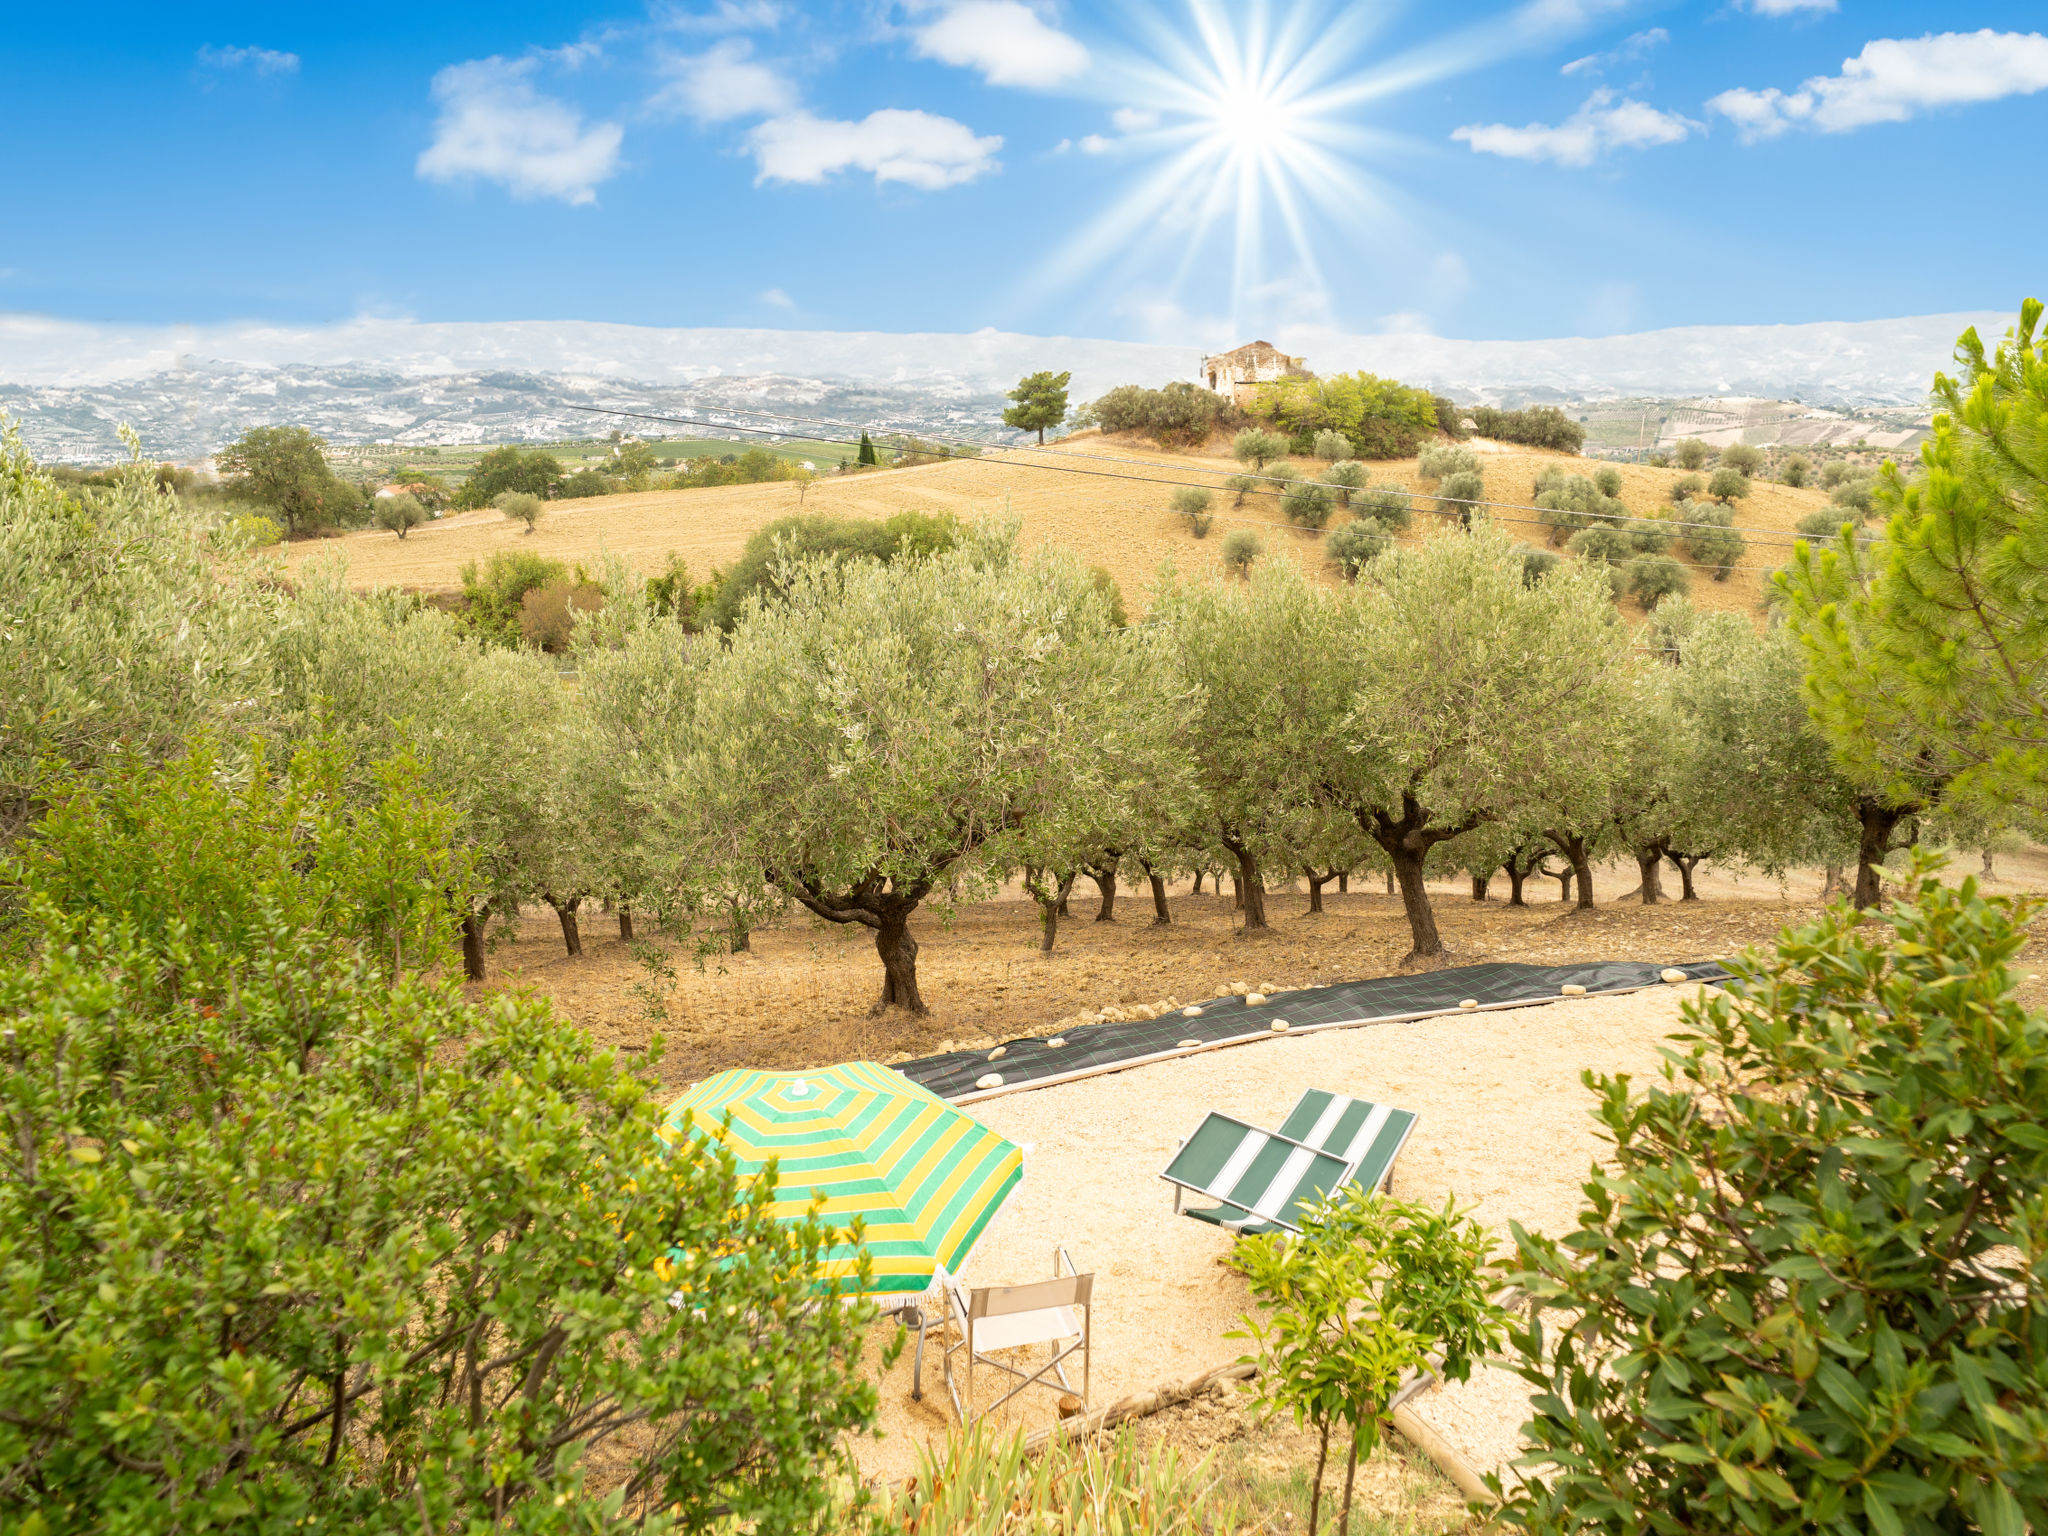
[842,981,1704,1485]
[291,434,1835,622]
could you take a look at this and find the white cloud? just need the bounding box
[1110,107,1158,132]
[748,109,1001,189]
[664,1,784,31]
[759,287,795,309]
[1453,88,1694,166]
[1077,133,1112,153]
[1739,0,1836,15]
[650,37,795,120]
[912,2,1089,89]
[197,44,300,75]
[1709,30,2048,140]
[1561,27,1668,77]
[416,58,624,205]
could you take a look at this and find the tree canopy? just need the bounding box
[216,424,360,536]
[453,445,565,509]
[1003,369,1071,444]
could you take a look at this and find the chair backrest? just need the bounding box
[1274,1090,1418,1192]
[966,1271,1093,1321]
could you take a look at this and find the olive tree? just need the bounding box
[1233,428,1287,471]
[678,530,1126,1013]
[1719,441,1764,476]
[1,426,281,841]
[1674,436,1711,470]
[1317,526,1628,961]
[374,492,427,538]
[1155,559,1338,933]
[497,489,545,534]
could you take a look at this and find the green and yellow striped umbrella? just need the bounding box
[661,1062,1023,1297]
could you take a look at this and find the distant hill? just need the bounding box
[0,309,2000,463]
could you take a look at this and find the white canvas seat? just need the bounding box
[940,1247,1092,1426]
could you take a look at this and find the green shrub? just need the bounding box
[1779,453,1811,488]
[1468,405,1586,452]
[1356,483,1413,532]
[1831,476,1877,516]
[1281,478,1335,529]
[1706,466,1750,502]
[459,548,569,646]
[1674,437,1711,471]
[1497,875,2048,1536]
[1518,546,1561,585]
[1233,427,1288,471]
[453,444,564,509]
[560,466,612,498]
[373,492,426,539]
[1623,552,1689,607]
[1720,442,1765,476]
[1567,525,1632,564]
[495,488,545,533]
[1438,468,1484,522]
[1089,380,1223,447]
[705,513,931,631]
[1324,519,1390,579]
[1321,459,1367,506]
[1682,501,1746,579]
[1171,484,1215,538]
[1416,443,1479,481]
[1311,429,1353,461]
[1669,473,1706,503]
[1221,528,1261,576]
[1432,394,1469,439]
[1225,473,1257,506]
[1592,464,1623,497]
[1536,473,1626,544]
[226,509,283,547]
[1646,451,1671,468]
[1798,508,1849,540]
[1625,514,1672,554]
[1819,458,1854,488]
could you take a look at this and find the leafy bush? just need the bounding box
[1233,427,1288,470]
[1416,443,1479,481]
[1324,519,1390,579]
[226,510,283,547]
[1674,437,1711,471]
[1720,442,1765,476]
[1282,478,1335,529]
[1498,875,2048,1536]
[1798,508,1850,540]
[1625,513,1673,554]
[373,492,426,539]
[1432,394,1469,439]
[1250,372,1439,460]
[1831,476,1878,516]
[1221,527,1262,576]
[1624,552,1689,608]
[1089,380,1224,447]
[520,578,604,651]
[1438,468,1484,522]
[1707,466,1750,502]
[1646,451,1671,468]
[1780,453,1812,488]
[1682,500,1746,579]
[1669,473,1706,503]
[1567,525,1632,565]
[1518,546,1560,585]
[1170,484,1214,539]
[1592,464,1623,497]
[0,746,884,1534]
[1321,459,1366,506]
[561,466,612,497]
[495,488,545,533]
[704,513,953,631]
[1356,483,1413,532]
[1233,1190,1503,1536]
[1536,472,1626,544]
[1224,473,1257,506]
[1468,405,1586,453]
[666,447,804,490]
[1311,429,1353,461]
[458,548,569,646]
[454,444,565,509]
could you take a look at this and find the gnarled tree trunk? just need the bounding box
[1146,869,1171,925]
[1337,872,1349,894]
[1357,791,1482,963]
[1087,862,1118,922]
[548,894,584,957]
[1470,874,1489,901]
[780,873,934,1014]
[617,906,635,941]
[1305,868,1335,914]
[874,911,923,1010]
[1025,869,1078,954]
[1222,838,1268,931]
[461,908,488,981]
[1545,830,1596,909]
[1853,796,1919,909]
[1664,852,1704,901]
[1629,837,1669,905]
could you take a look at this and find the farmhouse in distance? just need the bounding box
[1200,339,1309,404]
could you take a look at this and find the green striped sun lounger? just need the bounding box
[1159,1090,1418,1237]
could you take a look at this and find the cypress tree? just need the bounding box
[857,432,877,467]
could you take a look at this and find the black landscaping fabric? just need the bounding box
[897,959,1730,1102]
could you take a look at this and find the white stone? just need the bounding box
[1178,1038,1202,1049]
[1046,1037,1066,1049]
[1560,983,1588,996]
[1182,1005,1203,1017]
[1246,992,1268,1006]
[1660,968,1688,984]
[975,1073,1004,1090]
[1458,999,1479,1010]
[1270,1019,1290,1033]
[987,1047,1006,1060]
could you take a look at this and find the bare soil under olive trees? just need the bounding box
[477,854,2048,1095]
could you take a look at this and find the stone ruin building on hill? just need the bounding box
[1199,341,1310,406]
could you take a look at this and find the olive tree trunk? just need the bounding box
[1853,796,1919,909]
[1222,837,1269,931]
[1664,852,1704,901]
[1545,830,1596,909]
[781,875,933,1014]
[548,894,584,957]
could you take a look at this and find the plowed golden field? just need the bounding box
[293,434,1838,620]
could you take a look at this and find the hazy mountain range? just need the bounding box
[0,309,1998,463]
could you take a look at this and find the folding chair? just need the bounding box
[1160,1089,1418,1237]
[940,1247,1092,1426]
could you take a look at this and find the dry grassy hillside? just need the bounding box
[296,433,1839,621]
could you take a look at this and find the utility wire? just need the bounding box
[560,402,1822,577]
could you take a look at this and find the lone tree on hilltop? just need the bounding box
[217,424,351,537]
[495,490,544,534]
[1003,369,1071,444]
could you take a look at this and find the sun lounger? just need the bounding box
[1159,1089,1418,1236]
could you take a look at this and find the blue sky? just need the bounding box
[3,1,2043,345]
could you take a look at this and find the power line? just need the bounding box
[558,403,1809,577]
